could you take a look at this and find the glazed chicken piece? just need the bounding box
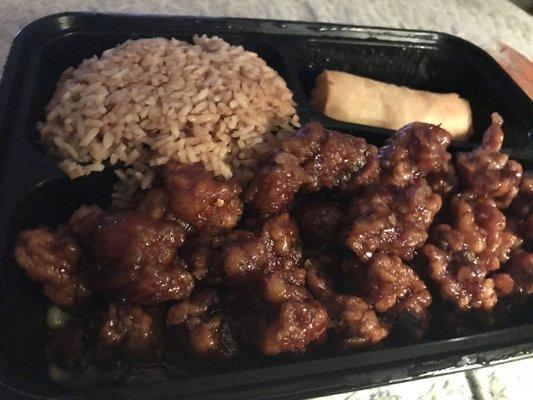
[306,260,388,350]
[96,303,164,362]
[161,161,243,234]
[89,211,194,305]
[185,314,239,359]
[326,295,388,350]
[345,122,452,262]
[14,228,91,309]
[245,122,379,214]
[234,267,329,356]
[294,123,380,192]
[259,299,329,356]
[378,122,452,188]
[229,287,329,356]
[348,253,432,338]
[244,152,310,216]
[257,212,304,272]
[423,195,521,311]
[346,179,442,262]
[181,213,302,287]
[167,288,239,359]
[456,113,522,208]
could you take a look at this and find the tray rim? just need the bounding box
[5,11,533,102]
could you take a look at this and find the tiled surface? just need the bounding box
[0,1,530,399]
[466,358,533,400]
[313,373,474,400]
[311,358,533,400]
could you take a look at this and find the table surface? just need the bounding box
[0,1,531,399]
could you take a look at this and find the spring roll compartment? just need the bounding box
[295,38,532,152]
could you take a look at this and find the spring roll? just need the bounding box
[311,69,473,139]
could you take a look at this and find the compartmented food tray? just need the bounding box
[0,12,532,400]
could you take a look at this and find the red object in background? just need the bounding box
[495,42,533,99]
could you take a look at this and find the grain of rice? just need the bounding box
[79,127,100,147]
[191,100,208,114]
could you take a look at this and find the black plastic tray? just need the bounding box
[0,13,532,400]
